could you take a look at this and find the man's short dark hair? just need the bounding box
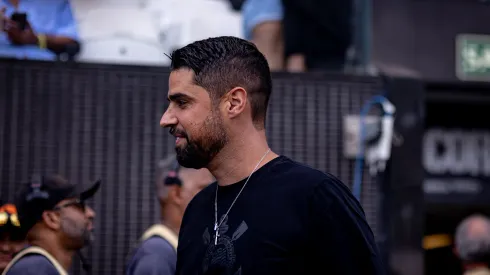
[170,36,272,129]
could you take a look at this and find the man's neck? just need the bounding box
[160,207,180,236]
[207,130,278,186]
[30,239,74,272]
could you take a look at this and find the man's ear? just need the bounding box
[42,211,61,230]
[222,87,247,119]
[167,185,183,207]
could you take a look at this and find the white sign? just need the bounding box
[456,34,490,82]
[423,128,490,177]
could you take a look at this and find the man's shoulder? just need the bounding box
[186,156,353,209]
[269,156,345,189]
[6,254,58,275]
[130,236,176,265]
[10,254,53,267]
[127,236,176,275]
[139,236,175,254]
[267,156,359,207]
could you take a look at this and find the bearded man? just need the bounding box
[3,174,98,275]
[160,36,384,275]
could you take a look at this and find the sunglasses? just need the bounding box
[0,204,20,227]
[53,199,86,212]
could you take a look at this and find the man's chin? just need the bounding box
[176,152,209,169]
[176,158,207,169]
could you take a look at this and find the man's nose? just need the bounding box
[85,206,95,220]
[160,108,178,128]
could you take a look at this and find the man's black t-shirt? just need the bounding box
[176,156,384,275]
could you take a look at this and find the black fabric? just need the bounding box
[282,0,353,71]
[79,181,101,201]
[176,156,384,275]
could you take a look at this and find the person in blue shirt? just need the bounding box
[126,156,214,275]
[242,0,284,71]
[0,0,80,61]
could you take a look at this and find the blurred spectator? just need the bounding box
[0,0,80,61]
[126,156,213,275]
[281,0,353,72]
[2,175,99,275]
[455,214,490,275]
[0,202,26,274]
[242,0,284,71]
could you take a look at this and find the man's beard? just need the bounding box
[60,215,92,249]
[175,113,228,169]
[83,229,94,246]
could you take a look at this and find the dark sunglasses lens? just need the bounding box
[78,200,86,210]
[66,200,85,211]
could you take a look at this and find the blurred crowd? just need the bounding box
[3,173,490,275]
[0,0,80,61]
[0,0,353,72]
[239,0,352,72]
[0,155,214,274]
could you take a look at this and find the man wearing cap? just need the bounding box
[2,174,100,275]
[125,156,213,275]
[0,202,26,274]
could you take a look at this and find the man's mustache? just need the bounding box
[169,127,187,138]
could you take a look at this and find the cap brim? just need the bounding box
[79,180,101,201]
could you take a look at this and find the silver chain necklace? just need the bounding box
[214,148,271,245]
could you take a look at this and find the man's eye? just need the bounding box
[177,100,188,106]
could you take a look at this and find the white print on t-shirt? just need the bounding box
[201,215,248,275]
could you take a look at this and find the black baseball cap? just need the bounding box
[15,174,100,235]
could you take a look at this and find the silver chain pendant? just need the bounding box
[214,222,219,245]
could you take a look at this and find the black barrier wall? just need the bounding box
[0,59,384,274]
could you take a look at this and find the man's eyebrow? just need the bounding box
[167,93,193,102]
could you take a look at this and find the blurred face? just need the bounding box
[160,69,228,169]
[0,232,25,272]
[53,199,95,249]
[178,168,215,213]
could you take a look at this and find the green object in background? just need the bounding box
[456,34,490,82]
